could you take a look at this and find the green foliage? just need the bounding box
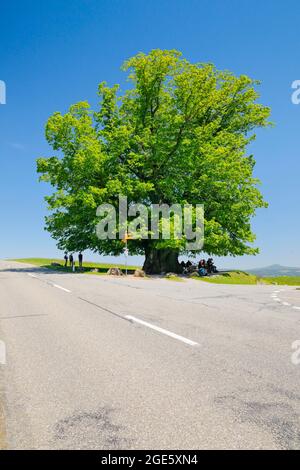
[37,49,271,257]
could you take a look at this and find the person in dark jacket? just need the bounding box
[69,254,74,268]
[207,258,218,274]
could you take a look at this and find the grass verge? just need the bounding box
[192,270,300,286]
[10,258,140,275]
[264,276,300,286]
[192,271,260,285]
[165,275,185,282]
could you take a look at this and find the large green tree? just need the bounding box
[37,49,271,273]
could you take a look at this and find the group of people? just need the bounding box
[64,252,83,269]
[198,258,218,276]
[181,258,218,276]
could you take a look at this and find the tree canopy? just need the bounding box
[37,49,271,273]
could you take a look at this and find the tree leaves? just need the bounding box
[37,49,271,257]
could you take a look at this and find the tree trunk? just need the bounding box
[143,247,181,274]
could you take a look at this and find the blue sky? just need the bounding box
[0,0,299,268]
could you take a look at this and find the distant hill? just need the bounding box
[247,264,300,277]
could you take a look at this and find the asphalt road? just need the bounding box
[0,259,299,449]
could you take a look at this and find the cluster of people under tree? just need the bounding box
[64,252,83,269]
[180,258,218,276]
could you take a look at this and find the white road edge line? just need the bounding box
[52,284,71,293]
[125,315,198,346]
[27,273,71,294]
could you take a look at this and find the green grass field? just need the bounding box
[263,276,300,286]
[10,258,140,274]
[193,271,260,284]
[193,271,300,286]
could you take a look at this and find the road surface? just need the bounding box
[0,259,299,449]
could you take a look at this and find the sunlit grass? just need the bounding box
[264,276,300,286]
[192,271,264,285]
[165,275,185,282]
[192,270,300,285]
[10,258,140,273]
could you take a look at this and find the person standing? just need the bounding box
[69,254,74,269]
[64,253,68,267]
[78,252,83,269]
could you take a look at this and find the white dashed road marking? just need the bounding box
[27,273,71,293]
[52,284,71,293]
[26,272,197,346]
[270,289,300,311]
[125,315,198,346]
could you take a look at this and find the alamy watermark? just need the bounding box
[95,196,204,251]
[291,340,300,366]
[0,80,6,104]
[291,80,300,105]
